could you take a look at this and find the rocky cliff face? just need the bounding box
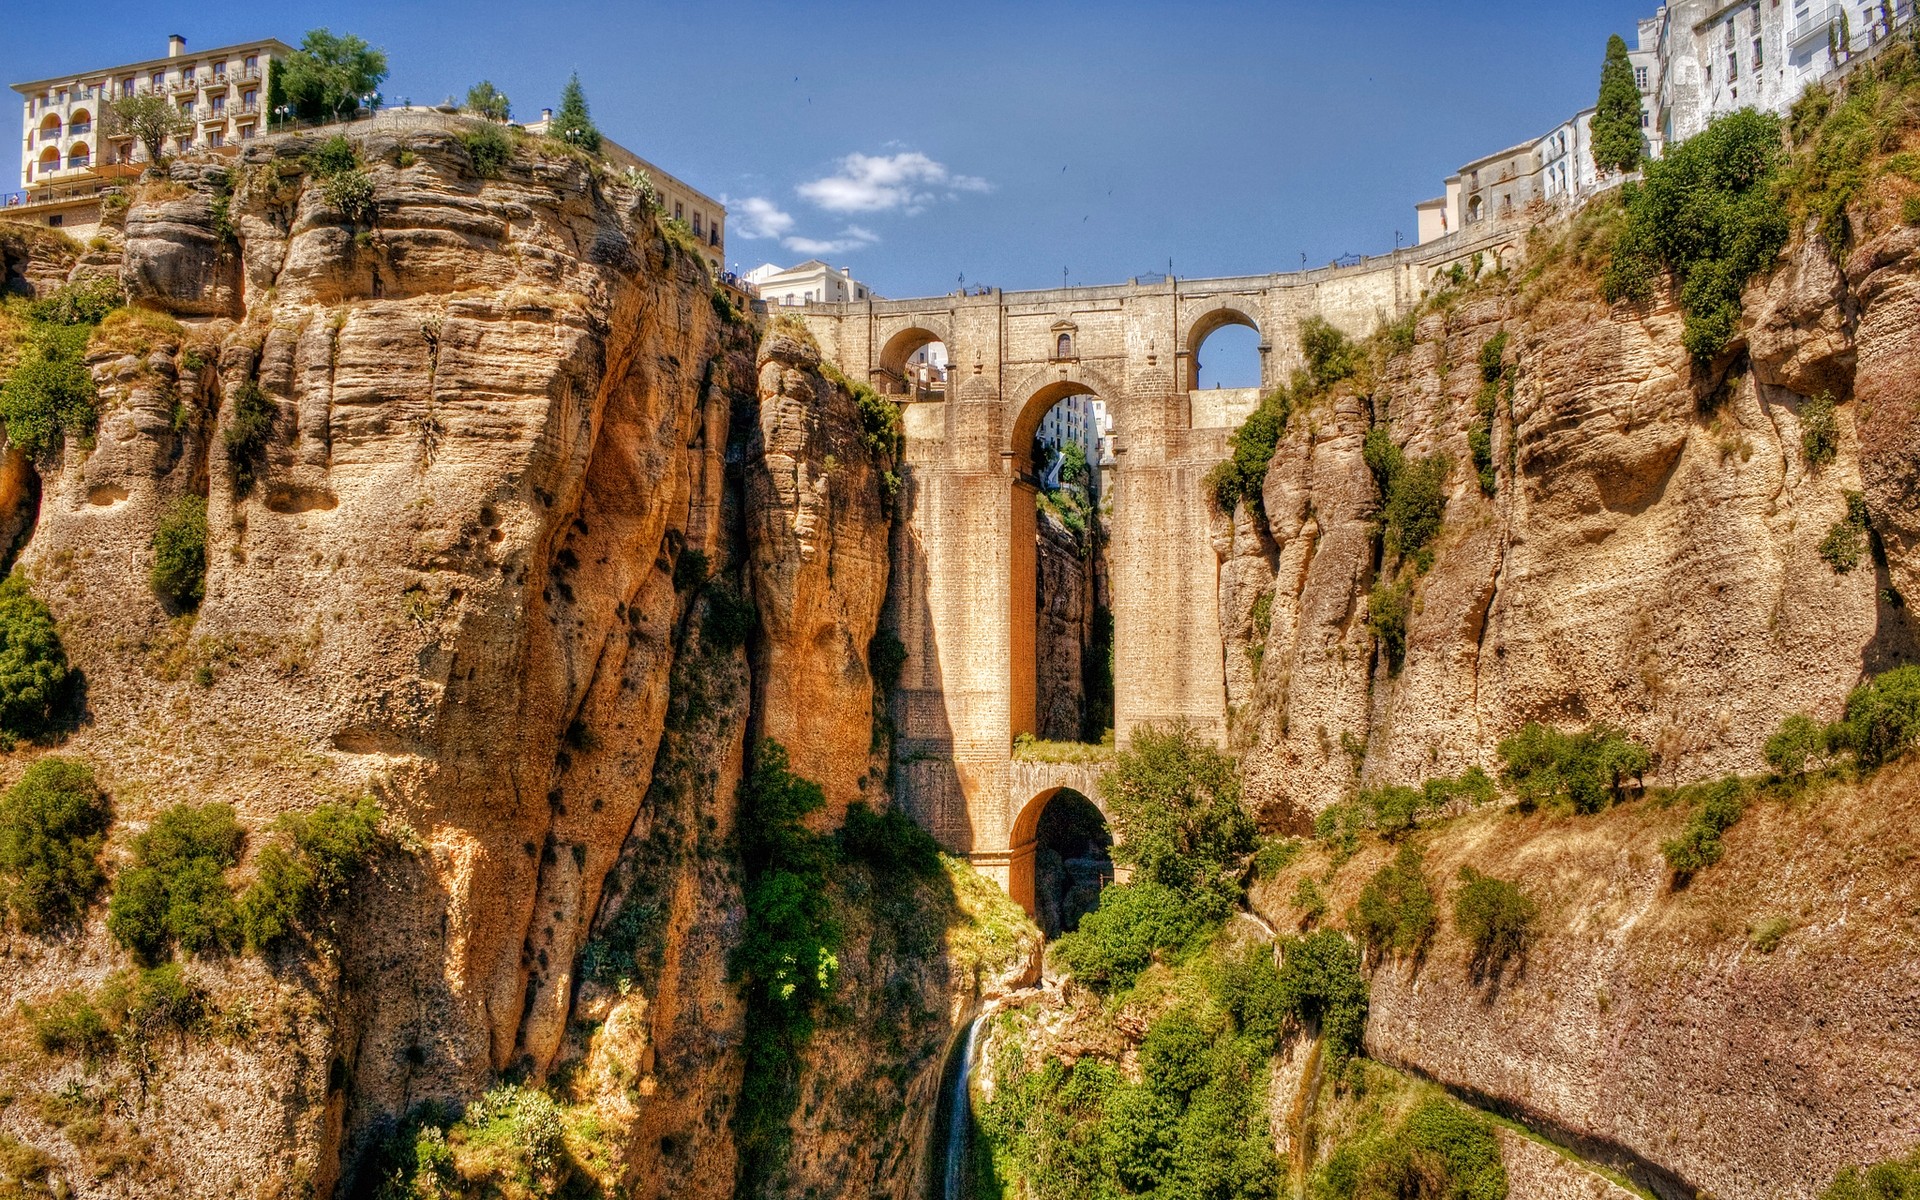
[0,119,1025,1200]
[1220,225,1918,829]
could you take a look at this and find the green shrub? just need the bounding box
[1,323,97,456]
[1299,317,1359,392]
[1051,880,1208,991]
[868,628,906,694]
[0,573,72,744]
[1292,876,1329,925]
[1097,721,1254,914]
[1251,836,1302,880]
[1833,664,1920,766]
[0,757,110,934]
[24,963,203,1066]
[836,801,940,883]
[224,381,274,497]
[26,276,123,326]
[1207,389,1289,513]
[850,377,903,461]
[237,798,381,951]
[1764,712,1827,778]
[21,986,113,1058]
[1453,867,1537,973]
[150,495,208,611]
[1353,842,1436,958]
[323,168,376,224]
[1367,577,1413,675]
[1275,929,1369,1062]
[701,583,756,650]
[107,802,244,963]
[1468,419,1496,496]
[1802,392,1841,467]
[457,122,512,178]
[671,547,708,591]
[304,134,359,177]
[1661,777,1749,876]
[1424,766,1497,811]
[1363,426,1450,569]
[1749,915,1792,953]
[1496,722,1649,813]
[1820,1148,1920,1200]
[1315,1097,1508,1200]
[1820,490,1872,574]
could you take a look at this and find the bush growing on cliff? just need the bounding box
[0,757,110,935]
[701,583,756,650]
[0,573,73,745]
[1097,721,1255,917]
[24,963,204,1068]
[1276,929,1370,1063]
[0,322,97,456]
[1802,392,1841,467]
[457,122,513,178]
[237,798,382,951]
[1313,1095,1508,1200]
[1832,663,1920,766]
[150,495,208,612]
[1206,388,1289,513]
[1820,1148,1920,1200]
[1605,108,1789,362]
[1496,722,1649,813]
[1353,842,1436,959]
[224,381,275,497]
[1821,491,1872,574]
[1364,426,1450,571]
[1299,316,1360,392]
[1764,712,1829,779]
[108,802,244,963]
[1452,867,1537,975]
[1050,880,1209,991]
[26,276,123,327]
[1366,576,1413,676]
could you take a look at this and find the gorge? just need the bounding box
[0,46,1917,1200]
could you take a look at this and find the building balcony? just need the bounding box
[167,78,200,95]
[1788,3,1842,49]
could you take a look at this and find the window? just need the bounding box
[240,125,255,140]
[242,90,257,111]
[180,100,194,116]
[245,55,258,71]
[856,287,865,299]
[1057,332,1074,358]
[151,73,164,90]
[1729,51,1738,81]
[211,95,225,113]
[1754,36,1763,69]
[214,63,226,80]
[48,215,62,227]
[1636,66,1648,89]
[674,201,684,220]
[121,79,134,97]
[692,213,703,236]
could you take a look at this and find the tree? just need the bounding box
[464,80,510,123]
[278,28,388,123]
[551,73,602,154]
[1097,722,1255,914]
[1593,34,1644,176]
[103,94,191,169]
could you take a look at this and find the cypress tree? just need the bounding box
[1593,34,1644,175]
[552,73,602,155]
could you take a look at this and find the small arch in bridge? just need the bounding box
[1187,306,1263,391]
[1011,379,1099,476]
[1008,786,1113,933]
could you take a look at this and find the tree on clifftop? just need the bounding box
[102,94,191,169]
[551,73,602,154]
[1593,34,1644,175]
[464,80,510,122]
[278,28,388,123]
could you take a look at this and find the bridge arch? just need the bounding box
[875,323,951,396]
[1185,305,1264,391]
[1008,783,1114,929]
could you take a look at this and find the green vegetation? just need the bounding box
[224,381,275,497]
[1050,880,1210,991]
[278,28,389,122]
[367,1083,620,1199]
[1316,769,1497,855]
[1834,663,1920,766]
[103,93,192,168]
[1471,331,1511,496]
[1786,42,1920,252]
[1206,316,1358,513]
[1206,389,1288,512]
[1592,34,1644,176]
[1496,722,1649,813]
[0,757,110,934]
[1658,771,1751,875]
[550,73,602,154]
[1097,722,1255,918]
[149,495,208,611]
[0,278,119,457]
[0,573,72,746]
[304,134,359,178]
[23,962,205,1073]
[1011,732,1115,764]
[1821,491,1871,574]
[1363,426,1450,570]
[701,582,756,650]
[1277,929,1370,1063]
[1313,1093,1508,1200]
[1802,392,1841,467]
[463,80,511,122]
[1749,915,1792,953]
[1366,577,1412,676]
[323,169,376,224]
[1819,1148,1920,1200]
[1764,712,1828,778]
[236,798,382,951]
[107,802,243,963]
[458,122,513,178]
[1353,842,1436,959]
[1605,108,1789,362]
[1452,868,1537,975]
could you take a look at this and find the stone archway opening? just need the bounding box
[1187,308,1263,392]
[1008,785,1114,936]
[1010,383,1113,747]
[877,326,948,401]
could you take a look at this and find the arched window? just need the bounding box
[38,113,61,143]
[1056,332,1073,359]
[67,142,90,169]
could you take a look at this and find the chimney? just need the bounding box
[541,107,552,122]
[841,266,851,277]
[168,34,186,58]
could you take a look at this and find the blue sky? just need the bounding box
[2,0,1647,300]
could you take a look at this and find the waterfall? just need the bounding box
[942,1015,985,1200]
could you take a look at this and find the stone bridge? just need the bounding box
[796,228,1518,909]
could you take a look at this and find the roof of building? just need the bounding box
[11,38,295,93]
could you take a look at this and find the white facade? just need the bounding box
[12,35,291,194]
[1536,109,1598,205]
[745,260,877,307]
[1037,394,1102,492]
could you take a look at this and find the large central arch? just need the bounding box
[1185,306,1264,392]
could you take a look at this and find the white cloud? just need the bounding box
[782,226,880,256]
[797,151,992,214]
[723,195,796,240]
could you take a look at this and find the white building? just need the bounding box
[1038,394,1102,493]
[744,260,877,306]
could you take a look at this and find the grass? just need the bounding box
[1011,732,1115,763]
